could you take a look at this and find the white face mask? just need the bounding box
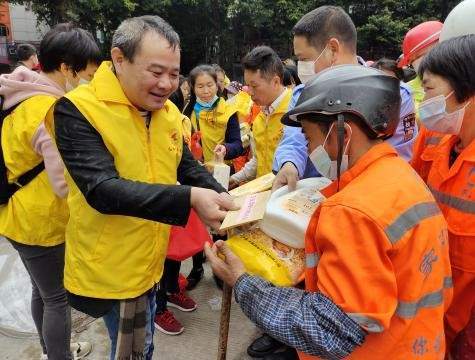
[418,91,470,135]
[78,77,90,85]
[297,45,328,84]
[309,123,352,180]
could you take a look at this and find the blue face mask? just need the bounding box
[196,95,219,108]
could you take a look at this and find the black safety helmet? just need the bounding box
[282,65,401,183]
[282,64,401,138]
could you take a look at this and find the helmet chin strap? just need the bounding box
[336,114,345,191]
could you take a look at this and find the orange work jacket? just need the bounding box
[301,142,452,359]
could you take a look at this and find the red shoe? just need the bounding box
[167,291,197,312]
[154,310,184,335]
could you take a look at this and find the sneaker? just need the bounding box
[186,267,204,290]
[167,291,197,312]
[154,310,184,335]
[40,342,92,360]
[71,342,92,359]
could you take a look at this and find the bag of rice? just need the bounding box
[226,178,331,286]
[227,228,305,287]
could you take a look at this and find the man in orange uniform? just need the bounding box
[206,65,452,359]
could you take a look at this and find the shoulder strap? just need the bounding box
[0,98,46,202]
[16,161,45,187]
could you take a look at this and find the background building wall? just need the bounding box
[9,3,48,44]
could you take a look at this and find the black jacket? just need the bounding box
[54,97,225,225]
[54,97,225,316]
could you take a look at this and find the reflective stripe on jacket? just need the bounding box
[301,143,452,359]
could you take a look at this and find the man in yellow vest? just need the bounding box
[50,16,236,360]
[0,23,100,360]
[230,46,292,187]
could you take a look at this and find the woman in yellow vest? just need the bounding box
[0,24,100,360]
[183,64,243,288]
[183,64,243,165]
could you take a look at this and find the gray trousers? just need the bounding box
[9,240,72,360]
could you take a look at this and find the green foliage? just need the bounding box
[7,0,460,73]
[358,7,411,59]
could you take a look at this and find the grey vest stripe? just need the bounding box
[425,137,442,146]
[396,288,444,318]
[429,186,475,214]
[305,253,319,268]
[385,202,441,244]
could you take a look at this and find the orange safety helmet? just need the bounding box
[398,21,443,68]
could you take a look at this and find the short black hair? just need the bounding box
[419,35,475,103]
[283,64,301,86]
[293,6,357,53]
[17,44,37,61]
[112,15,180,62]
[39,23,101,73]
[242,46,284,82]
[371,58,405,81]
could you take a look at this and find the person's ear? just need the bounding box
[111,47,126,74]
[59,63,72,78]
[327,38,340,65]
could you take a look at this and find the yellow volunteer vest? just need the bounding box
[60,62,183,299]
[191,98,237,163]
[226,90,253,123]
[0,95,68,246]
[252,89,292,177]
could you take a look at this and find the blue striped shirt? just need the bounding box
[234,274,366,359]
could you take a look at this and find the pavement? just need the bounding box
[0,259,261,360]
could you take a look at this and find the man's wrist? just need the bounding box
[281,161,298,171]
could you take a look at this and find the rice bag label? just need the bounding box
[282,188,325,217]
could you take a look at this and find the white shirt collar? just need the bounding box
[262,88,288,117]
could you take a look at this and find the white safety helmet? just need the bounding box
[440,0,475,42]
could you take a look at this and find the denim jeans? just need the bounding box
[103,287,157,360]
